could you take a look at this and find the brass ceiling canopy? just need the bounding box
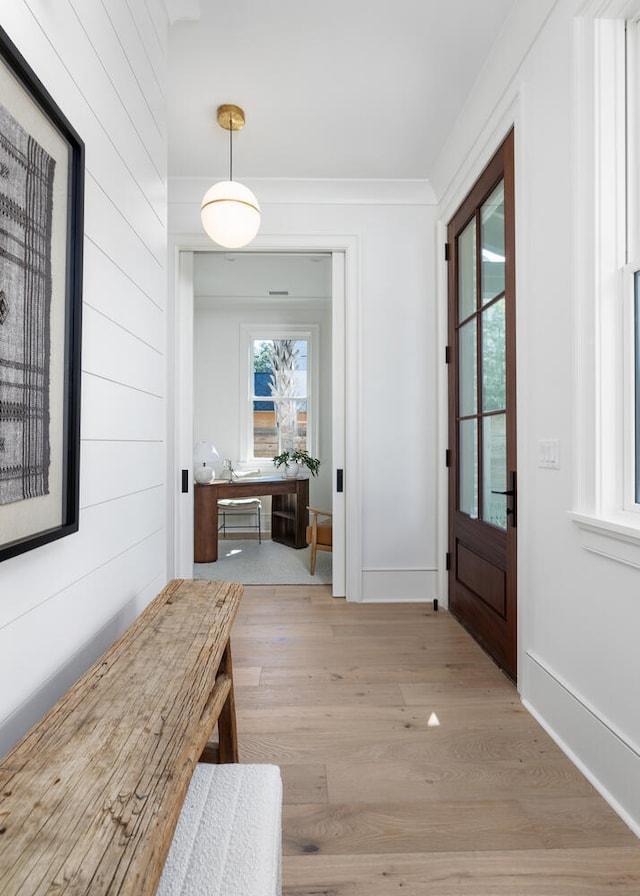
[216,104,246,131]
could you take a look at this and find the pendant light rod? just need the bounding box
[217,104,245,180]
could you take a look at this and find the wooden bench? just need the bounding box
[0,578,260,895]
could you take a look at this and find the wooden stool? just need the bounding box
[306,506,332,575]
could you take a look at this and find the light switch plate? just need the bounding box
[538,439,560,469]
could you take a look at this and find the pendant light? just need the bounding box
[201,104,261,249]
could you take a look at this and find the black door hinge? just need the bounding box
[445,345,450,364]
[444,242,450,261]
[445,449,452,467]
[445,552,451,571]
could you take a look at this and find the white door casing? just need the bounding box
[169,234,360,600]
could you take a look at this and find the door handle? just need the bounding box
[491,471,517,527]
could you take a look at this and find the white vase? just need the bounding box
[282,461,300,479]
[194,463,213,484]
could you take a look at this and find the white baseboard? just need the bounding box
[523,651,640,838]
[361,568,439,602]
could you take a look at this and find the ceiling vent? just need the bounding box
[268,290,289,296]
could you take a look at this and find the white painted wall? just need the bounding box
[0,0,633,844]
[432,0,640,834]
[0,1,170,756]
[4,0,635,844]
[193,297,333,517]
[169,180,439,601]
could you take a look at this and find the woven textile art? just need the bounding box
[0,103,55,505]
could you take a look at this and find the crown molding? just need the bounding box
[578,0,640,17]
[164,0,200,25]
[169,176,436,207]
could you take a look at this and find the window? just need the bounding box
[240,326,319,464]
[635,272,640,502]
[572,4,640,555]
[251,337,309,458]
[628,18,640,508]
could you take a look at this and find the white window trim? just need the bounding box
[571,3,640,560]
[625,15,640,511]
[238,324,320,467]
[628,13,640,255]
[623,264,640,512]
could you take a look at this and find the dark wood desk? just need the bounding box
[194,477,310,562]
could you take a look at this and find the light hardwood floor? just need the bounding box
[231,585,640,895]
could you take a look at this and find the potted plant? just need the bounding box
[273,449,320,479]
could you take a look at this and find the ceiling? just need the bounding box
[167,0,518,183]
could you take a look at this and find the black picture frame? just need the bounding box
[0,24,84,562]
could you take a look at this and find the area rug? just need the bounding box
[193,538,332,585]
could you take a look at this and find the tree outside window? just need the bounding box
[252,338,308,457]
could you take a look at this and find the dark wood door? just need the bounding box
[447,130,517,680]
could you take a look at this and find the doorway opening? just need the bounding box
[172,241,354,599]
[193,251,333,586]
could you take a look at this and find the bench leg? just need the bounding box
[218,642,239,763]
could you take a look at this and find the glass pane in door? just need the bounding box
[458,218,477,320]
[459,418,478,518]
[481,182,505,306]
[459,319,477,417]
[481,298,506,412]
[482,413,507,528]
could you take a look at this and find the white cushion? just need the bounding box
[157,763,282,896]
[218,498,261,510]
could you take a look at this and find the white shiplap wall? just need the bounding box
[0,0,169,756]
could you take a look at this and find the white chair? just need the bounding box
[218,497,262,542]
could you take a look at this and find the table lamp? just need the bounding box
[193,441,220,484]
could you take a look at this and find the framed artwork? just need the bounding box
[0,25,84,562]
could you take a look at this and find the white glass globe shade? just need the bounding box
[201,180,261,249]
[193,440,220,465]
